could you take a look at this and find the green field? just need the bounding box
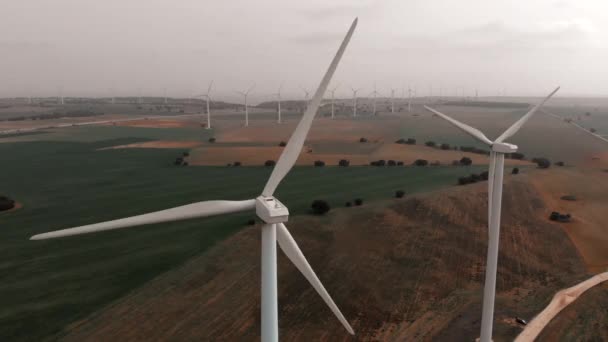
[0,130,487,341]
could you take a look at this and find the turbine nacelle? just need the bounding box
[491,142,517,154]
[255,196,289,224]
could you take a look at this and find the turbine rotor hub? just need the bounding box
[255,196,289,224]
[492,142,518,153]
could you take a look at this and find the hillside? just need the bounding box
[59,172,592,341]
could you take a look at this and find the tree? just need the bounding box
[555,161,565,166]
[459,157,472,166]
[174,157,184,165]
[359,137,368,143]
[354,198,363,206]
[345,202,352,207]
[182,162,189,166]
[440,143,451,150]
[458,176,472,185]
[395,138,406,144]
[314,160,325,167]
[338,159,350,167]
[480,171,489,180]
[425,141,436,148]
[182,151,190,157]
[413,159,428,166]
[264,160,276,167]
[395,190,405,198]
[387,160,397,166]
[535,158,551,169]
[406,138,416,145]
[233,161,242,167]
[510,152,525,160]
[512,167,519,175]
[279,141,286,147]
[397,161,404,166]
[470,173,481,182]
[311,200,330,215]
[247,219,256,225]
[208,137,216,143]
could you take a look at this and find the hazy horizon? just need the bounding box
[2,0,608,101]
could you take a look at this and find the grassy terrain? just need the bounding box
[0,136,485,341]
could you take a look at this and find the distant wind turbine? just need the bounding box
[350,87,361,117]
[163,88,168,104]
[369,83,380,116]
[329,84,339,119]
[274,83,283,124]
[299,86,310,111]
[408,87,412,113]
[390,88,396,114]
[237,83,255,127]
[424,86,560,342]
[196,81,214,129]
[30,18,359,342]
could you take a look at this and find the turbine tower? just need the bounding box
[299,86,310,112]
[237,83,255,127]
[390,88,396,114]
[408,87,412,113]
[369,83,379,116]
[424,86,560,342]
[197,81,214,129]
[274,83,283,124]
[350,87,361,117]
[329,84,339,119]
[163,88,168,104]
[30,18,358,342]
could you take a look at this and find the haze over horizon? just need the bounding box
[2,0,608,101]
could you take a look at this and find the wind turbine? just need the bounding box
[197,81,214,129]
[350,87,361,117]
[163,88,168,104]
[408,87,412,113]
[329,84,339,119]
[299,86,310,112]
[237,83,255,127]
[369,83,379,116]
[424,86,560,342]
[30,18,358,342]
[274,83,283,124]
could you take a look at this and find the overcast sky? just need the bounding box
[1,0,607,102]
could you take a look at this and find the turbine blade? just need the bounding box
[262,18,357,196]
[495,86,560,143]
[30,199,255,240]
[424,105,493,146]
[542,109,608,144]
[276,223,354,335]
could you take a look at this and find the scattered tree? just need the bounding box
[247,219,256,226]
[425,141,436,148]
[359,137,368,143]
[354,198,363,206]
[397,161,404,166]
[406,138,416,145]
[459,157,473,166]
[440,143,451,150]
[387,160,397,166]
[182,151,190,157]
[314,160,326,167]
[555,161,565,166]
[395,190,405,198]
[510,152,525,160]
[338,159,350,167]
[264,160,276,167]
[0,196,15,211]
[233,161,242,167]
[414,159,428,166]
[345,202,352,207]
[279,141,287,147]
[208,137,216,143]
[534,158,551,169]
[512,167,520,175]
[311,200,331,215]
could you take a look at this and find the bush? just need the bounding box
[397,161,404,166]
[314,160,325,167]
[387,160,397,166]
[458,176,473,185]
[311,200,330,215]
[247,219,256,226]
[425,141,436,148]
[279,141,286,147]
[395,190,405,198]
[555,161,565,166]
[208,137,216,143]
[480,171,489,180]
[182,162,189,166]
[359,137,368,143]
[338,159,350,167]
[174,157,184,165]
[233,161,242,167]
[264,160,276,167]
[0,196,15,211]
[470,173,481,182]
[395,138,406,144]
[510,152,525,160]
[372,160,386,167]
[354,198,363,206]
[440,143,450,150]
[460,157,473,166]
[413,159,428,166]
[406,138,416,145]
[182,151,190,157]
[345,202,352,207]
[512,167,519,175]
[535,158,551,169]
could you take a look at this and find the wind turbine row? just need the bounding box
[424,86,560,342]
[30,18,359,342]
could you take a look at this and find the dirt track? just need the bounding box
[515,272,608,342]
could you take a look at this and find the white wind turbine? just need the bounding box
[350,87,361,117]
[369,83,380,116]
[274,83,284,124]
[196,81,214,129]
[299,86,310,112]
[30,18,358,342]
[408,86,412,112]
[390,88,396,114]
[329,84,339,119]
[237,83,256,127]
[424,86,560,342]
